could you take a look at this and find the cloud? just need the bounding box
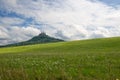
[0,26,40,45]
[0,0,120,45]
[0,17,24,26]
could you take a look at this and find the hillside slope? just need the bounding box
[0,37,120,54]
[0,37,120,80]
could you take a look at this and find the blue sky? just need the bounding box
[100,0,120,6]
[0,0,120,45]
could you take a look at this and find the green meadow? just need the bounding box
[0,37,120,80]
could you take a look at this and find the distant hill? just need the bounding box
[1,32,64,47]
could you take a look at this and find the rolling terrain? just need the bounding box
[0,37,120,80]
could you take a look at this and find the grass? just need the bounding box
[0,37,120,80]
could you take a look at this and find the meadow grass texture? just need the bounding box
[0,37,120,80]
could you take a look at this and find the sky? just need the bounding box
[0,0,120,45]
[99,0,120,6]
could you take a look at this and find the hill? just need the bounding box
[1,32,64,47]
[0,37,120,80]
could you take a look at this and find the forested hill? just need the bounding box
[0,32,64,47]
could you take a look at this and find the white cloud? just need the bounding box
[0,0,120,45]
[0,26,40,45]
[0,27,9,40]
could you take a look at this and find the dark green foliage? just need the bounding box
[27,32,63,43]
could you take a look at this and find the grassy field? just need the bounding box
[0,37,120,80]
